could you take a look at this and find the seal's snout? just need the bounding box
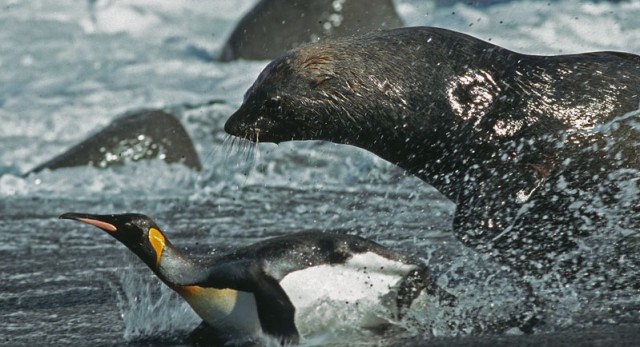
[225,106,271,143]
[224,110,241,136]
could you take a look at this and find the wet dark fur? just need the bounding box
[225,27,640,286]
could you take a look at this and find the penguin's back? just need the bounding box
[218,231,410,280]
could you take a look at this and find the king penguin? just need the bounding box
[60,212,454,345]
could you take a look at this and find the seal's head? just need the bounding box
[224,37,411,146]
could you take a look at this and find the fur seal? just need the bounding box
[28,110,201,174]
[59,212,452,344]
[224,27,640,283]
[219,0,403,61]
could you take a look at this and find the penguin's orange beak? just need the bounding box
[59,213,118,233]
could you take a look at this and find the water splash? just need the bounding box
[114,258,199,341]
[3,1,640,345]
[0,160,198,198]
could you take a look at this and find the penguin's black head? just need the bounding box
[60,212,168,268]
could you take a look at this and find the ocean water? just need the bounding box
[1,0,639,346]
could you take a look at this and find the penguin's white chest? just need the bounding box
[279,252,416,329]
[177,286,261,334]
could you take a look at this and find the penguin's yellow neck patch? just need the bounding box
[148,227,165,265]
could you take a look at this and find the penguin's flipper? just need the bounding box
[174,262,300,344]
[251,269,300,345]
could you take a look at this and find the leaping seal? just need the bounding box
[224,26,640,284]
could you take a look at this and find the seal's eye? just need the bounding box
[264,96,282,109]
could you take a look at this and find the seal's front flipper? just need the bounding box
[251,269,300,345]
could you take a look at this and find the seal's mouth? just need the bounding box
[224,110,258,142]
[237,127,264,143]
[225,108,287,144]
[225,120,278,144]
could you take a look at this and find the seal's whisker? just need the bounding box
[218,134,236,168]
[220,133,258,174]
[254,131,261,162]
[245,138,256,163]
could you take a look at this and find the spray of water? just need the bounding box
[114,256,199,342]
